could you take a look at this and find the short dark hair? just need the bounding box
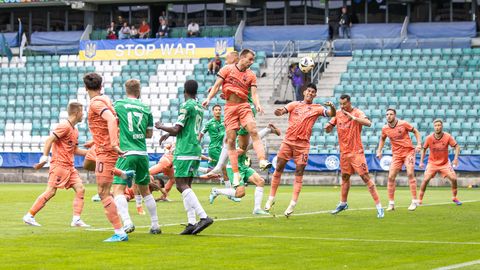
[305,83,317,92]
[433,119,443,125]
[212,104,221,111]
[386,108,396,114]
[240,48,255,58]
[340,94,351,101]
[184,80,198,96]
[83,72,102,91]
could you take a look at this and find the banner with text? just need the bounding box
[79,37,234,61]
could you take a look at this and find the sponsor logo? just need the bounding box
[380,155,392,171]
[325,155,340,170]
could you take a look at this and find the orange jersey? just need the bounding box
[50,121,78,168]
[381,120,415,156]
[284,101,327,147]
[423,132,457,167]
[217,64,257,100]
[329,108,367,154]
[87,95,118,157]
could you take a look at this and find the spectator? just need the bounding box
[339,6,352,39]
[138,20,151,39]
[130,25,139,39]
[106,21,116,38]
[207,54,222,75]
[106,30,117,40]
[187,21,200,37]
[288,63,304,101]
[156,18,169,38]
[118,22,131,39]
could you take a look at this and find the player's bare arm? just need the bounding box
[74,147,88,156]
[146,129,153,139]
[324,101,336,117]
[412,128,422,152]
[33,135,57,169]
[343,110,371,127]
[376,136,387,160]
[324,123,334,133]
[419,147,427,168]
[202,77,224,108]
[155,121,183,136]
[274,107,287,116]
[101,109,126,155]
[453,144,461,167]
[250,86,263,114]
[84,140,94,148]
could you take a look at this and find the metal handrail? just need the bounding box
[310,40,331,84]
[272,40,295,100]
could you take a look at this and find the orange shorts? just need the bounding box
[224,102,255,131]
[48,165,82,189]
[277,142,310,166]
[85,146,97,162]
[340,153,369,176]
[425,164,456,179]
[390,150,415,171]
[95,151,118,183]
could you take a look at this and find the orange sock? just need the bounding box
[101,196,122,230]
[341,180,350,202]
[387,179,396,201]
[292,175,303,202]
[228,149,239,173]
[72,189,84,216]
[165,179,175,193]
[252,139,265,160]
[269,171,282,197]
[29,191,54,216]
[113,168,123,177]
[409,177,417,200]
[366,180,380,204]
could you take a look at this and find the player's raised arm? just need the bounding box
[155,121,183,136]
[202,76,224,108]
[324,101,336,117]
[274,107,287,116]
[343,110,371,127]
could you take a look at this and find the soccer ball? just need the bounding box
[298,56,315,73]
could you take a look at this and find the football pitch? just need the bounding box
[1,183,479,270]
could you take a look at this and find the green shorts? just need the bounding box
[226,165,256,187]
[113,155,150,186]
[173,158,200,178]
[208,147,221,168]
[238,104,257,136]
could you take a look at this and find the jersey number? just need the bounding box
[194,115,202,134]
[127,112,143,132]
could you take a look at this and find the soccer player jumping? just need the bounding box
[202,49,272,187]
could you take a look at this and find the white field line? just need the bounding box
[86,199,479,233]
[433,259,480,270]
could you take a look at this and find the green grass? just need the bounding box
[1,183,480,269]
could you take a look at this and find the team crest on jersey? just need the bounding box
[85,41,97,59]
[215,39,227,56]
[325,155,340,170]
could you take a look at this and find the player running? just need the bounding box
[23,102,89,227]
[325,94,384,218]
[156,80,214,235]
[202,49,272,187]
[376,108,422,211]
[265,84,336,217]
[419,119,462,205]
[84,72,128,242]
[111,79,160,235]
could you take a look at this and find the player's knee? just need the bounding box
[76,186,85,195]
[257,178,265,187]
[387,176,395,182]
[360,174,371,183]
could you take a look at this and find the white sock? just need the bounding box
[143,194,159,227]
[289,200,297,207]
[212,146,228,172]
[182,194,197,225]
[340,201,347,206]
[246,127,271,151]
[254,186,264,210]
[376,203,383,210]
[72,215,80,222]
[182,188,207,219]
[224,180,232,188]
[215,188,236,197]
[389,200,395,205]
[114,195,132,225]
[135,195,143,207]
[114,229,127,235]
